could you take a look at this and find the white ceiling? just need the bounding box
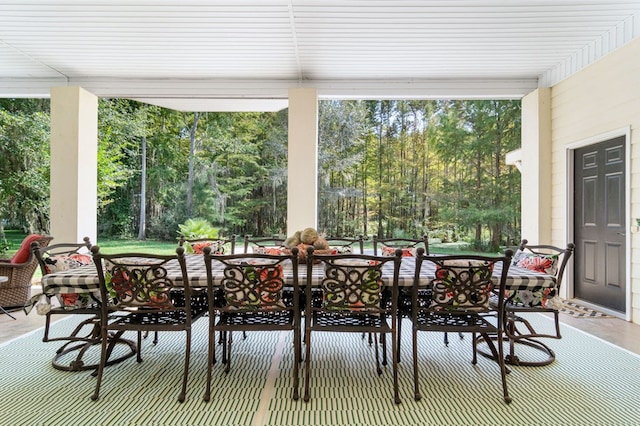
[1,0,639,111]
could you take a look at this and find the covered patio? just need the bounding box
[1,1,639,323]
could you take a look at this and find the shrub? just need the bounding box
[177,218,219,239]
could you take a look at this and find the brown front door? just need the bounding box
[573,136,626,313]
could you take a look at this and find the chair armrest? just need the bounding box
[0,259,34,270]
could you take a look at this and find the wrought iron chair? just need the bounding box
[372,235,429,257]
[501,239,575,366]
[372,234,445,360]
[411,248,514,403]
[91,246,200,402]
[32,237,107,370]
[178,235,236,254]
[0,234,53,317]
[324,235,365,254]
[243,235,286,254]
[303,246,403,404]
[202,246,301,401]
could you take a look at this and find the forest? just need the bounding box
[0,97,521,251]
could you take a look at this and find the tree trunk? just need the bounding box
[137,136,147,240]
[186,112,201,217]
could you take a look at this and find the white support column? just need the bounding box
[520,88,552,244]
[287,88,318,235]
[49,86,98,244]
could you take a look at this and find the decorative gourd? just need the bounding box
[300,227,319,245]
[313,237,329,250]
[284,231,301,249]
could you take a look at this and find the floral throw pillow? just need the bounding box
[223,262,285,310]
[381,246,415,257]
[189,241,226,254]
[329,245,352,254]
[44,253,93,308]
[322,259,383,311]
[431,259,494,311]
[105,264,174,308]
[44,253,92,274]
[252,246,285,255]
[515,252,559,276]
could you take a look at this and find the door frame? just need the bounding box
[565,126,631,321]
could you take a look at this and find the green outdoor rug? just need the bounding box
[1,314,638,426]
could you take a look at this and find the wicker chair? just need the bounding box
[0,234,53,314]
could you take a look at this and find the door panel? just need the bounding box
[573,136,626,313]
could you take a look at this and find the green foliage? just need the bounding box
[177,218,219,239]
[2,98,522,246]
[0,99,50,233]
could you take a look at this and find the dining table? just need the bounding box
[36,254,558,370]
[40,254,555,293]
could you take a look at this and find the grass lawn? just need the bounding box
[1,230,179,257]
[3,230,497,257]
[94,238,178,255]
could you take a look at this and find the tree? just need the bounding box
[318,100,369,236]
[0,99,50,233]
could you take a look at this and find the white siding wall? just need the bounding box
[551,37,640,323]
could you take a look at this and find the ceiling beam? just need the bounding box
[0,77,538,102]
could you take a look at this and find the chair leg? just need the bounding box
[412,328,421,401]
[292,327,301,400]
[381,332,387,366]
[136,331,143,363]
[221,331,228,364]
[204,313,216,402]
[224,331,232,373]
[553,311,562,338]
[391,327,400,405]
[494,331,512,403]
[41,312,54,342]
[303,329,312,402]
[90,327,109,401]
[0,304,16,320]
[178,330,190,403]
[397,317,402,363]
[373,333,382,375]
[472,332,477,364]
[443,332,449,346]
